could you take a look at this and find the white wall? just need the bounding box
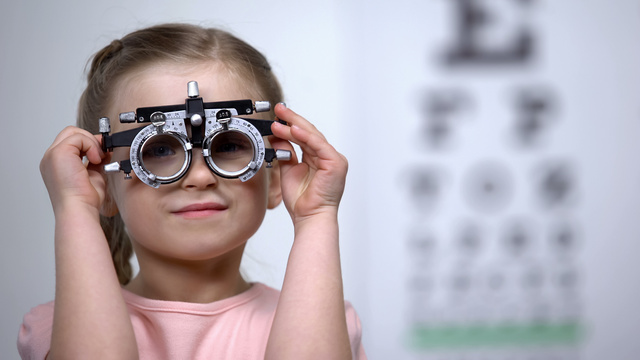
[2,1,639,359]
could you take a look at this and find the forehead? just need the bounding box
[109,62,255,132]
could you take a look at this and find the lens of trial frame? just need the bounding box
[207,131,254,172]
[140,134,187,177]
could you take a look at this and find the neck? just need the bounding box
[124,244,251,303]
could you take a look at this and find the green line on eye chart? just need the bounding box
[407,322,583,350]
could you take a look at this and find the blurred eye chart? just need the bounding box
[343,1,640,359]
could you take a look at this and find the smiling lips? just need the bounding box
[173,203,227,218]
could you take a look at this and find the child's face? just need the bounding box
[104,62,282,263]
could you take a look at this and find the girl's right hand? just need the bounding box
[40,126,109,214]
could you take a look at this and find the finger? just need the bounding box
[48,126,101,152]
[271,121,324,158]
[267,135,300,179]
[270,122,325,171]
[49,131,105,165]
[47,128,105,167]
[87,151,112,173]
[274,103,327,142]
[270,121,296,147]
[267,134,297,161]
[287,124,345,164]
[47,126,79,150]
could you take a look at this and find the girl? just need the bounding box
[18,23,365,359]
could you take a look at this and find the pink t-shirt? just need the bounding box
[17,283,366,359]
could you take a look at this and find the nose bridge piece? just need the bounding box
[185,81,205,147]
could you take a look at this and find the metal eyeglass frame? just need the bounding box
[99,81,290,188]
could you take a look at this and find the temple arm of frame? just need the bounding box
[102,127,146,152]
[239,118,289,136]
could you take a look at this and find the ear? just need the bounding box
[100,153,118,217]
[100,187,120,217]
[266,162,283,209]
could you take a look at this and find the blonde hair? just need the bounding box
[77,23,284,285]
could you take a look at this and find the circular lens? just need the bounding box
[140,134,187,178]
[207,130,255,173]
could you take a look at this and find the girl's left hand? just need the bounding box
[269,103,348,224]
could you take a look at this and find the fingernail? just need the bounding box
[277,102,287,108]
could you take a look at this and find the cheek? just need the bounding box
[244,170,271,204]
[109,180,166,245]
[111,147,130,162]
[108,175,150,220]
[224,172,271,221]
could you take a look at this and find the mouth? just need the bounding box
[172,203,228,219]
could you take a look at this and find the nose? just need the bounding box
[181,150,218,189]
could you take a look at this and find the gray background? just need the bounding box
[2,1,640,359]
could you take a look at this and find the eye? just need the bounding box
[143,142,177,158]
[215,141,242,153]
[206,131,255,173]
[213,133,251,154]
[140,134,188,178]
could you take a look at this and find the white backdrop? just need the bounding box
[1,1,639,359]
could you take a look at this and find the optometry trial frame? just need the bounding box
[100,81,291,188]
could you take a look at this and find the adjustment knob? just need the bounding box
[190,113,203,127]
[254,101,271,113]
[99,117,111,133]
[119,112,136,123]
[187,81,200,98]
[104,161,121,173]
[275,149,292,161]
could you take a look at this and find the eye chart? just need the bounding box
[341,1,640,359]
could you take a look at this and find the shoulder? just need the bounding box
[17,301,54,360]
[344,300,363,336]
[251,282,280,306]
[344,300,367,359]
[256,285,367,359]
[246,285,367,358]
[255,285,365,343]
